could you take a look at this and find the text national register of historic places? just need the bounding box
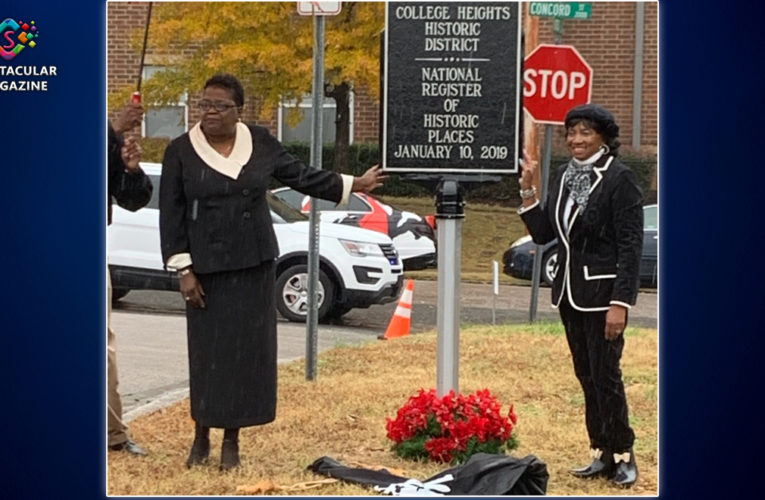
[382,2,522,175]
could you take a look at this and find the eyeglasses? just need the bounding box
[197,100,237,112]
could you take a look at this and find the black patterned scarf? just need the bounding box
[563,148,606,211]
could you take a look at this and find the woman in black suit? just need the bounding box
[159,74,385,470]
[518,104,643,487]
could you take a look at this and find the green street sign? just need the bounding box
[529,2,592,20]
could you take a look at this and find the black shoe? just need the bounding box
[610,449,638,488]
[109,439,148,456]
[220,439,240,471]
[570,448,614,478]
[186,437,210,468]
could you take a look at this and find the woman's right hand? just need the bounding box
[121,137,142,171]
[179,269,206,309]
[352,164,388,193]
[113,102,144,134]
[519,148,537,191]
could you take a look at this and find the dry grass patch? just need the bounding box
[108,324,657,496]
[379,196,528,284]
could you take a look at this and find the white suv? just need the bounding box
[108,163,404,321]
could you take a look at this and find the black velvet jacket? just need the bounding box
[159,125,344,274]
[520,155,643,311]
[107,123,152,225]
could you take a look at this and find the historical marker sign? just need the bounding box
[382,2,522,174]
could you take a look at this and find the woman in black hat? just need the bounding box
[517,104,643,487]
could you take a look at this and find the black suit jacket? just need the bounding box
[520,155,643,311]
[107,123,152,225]
[159,125,344,274]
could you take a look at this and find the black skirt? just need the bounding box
[185,261,277,428]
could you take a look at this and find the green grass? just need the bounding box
[467,321,565,336]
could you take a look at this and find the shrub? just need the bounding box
[136,137,656,206]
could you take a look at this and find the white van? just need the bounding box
[108,163,404,321]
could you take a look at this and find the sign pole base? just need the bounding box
[436,179,464,397]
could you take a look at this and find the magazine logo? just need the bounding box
[0,17,52,92]
[1,18,38,61]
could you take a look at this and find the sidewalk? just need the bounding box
[111,311,377,421]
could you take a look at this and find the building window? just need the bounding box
[278,93,354,144]
[142,66,188,140]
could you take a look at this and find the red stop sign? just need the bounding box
[523,44,592,124]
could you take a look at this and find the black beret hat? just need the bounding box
[564,104,619,140]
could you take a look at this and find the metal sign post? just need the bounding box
[523,25,594,321]
[529,125,553,322]
[436,180,464,396]
[528,30,562,323]
[305,13,325,381]
[298,1,343,380]
[492,260,499,325]
[383,2,522,396]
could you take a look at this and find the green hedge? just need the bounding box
[141,137,172,163]
[283,143,656,205]
[139,138,656,205]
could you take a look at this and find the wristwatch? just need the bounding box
[520,186,537,199]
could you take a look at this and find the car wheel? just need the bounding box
[112,288,130,301]
[542,250,558,286]
[275,265,334,323]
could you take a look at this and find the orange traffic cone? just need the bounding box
[380,279,414,340]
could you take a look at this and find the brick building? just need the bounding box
[530,2,658,154]
[108,1,657,155]
[107,1,384,144]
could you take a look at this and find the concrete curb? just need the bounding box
[123,387,189,423]
[118,318,376,423]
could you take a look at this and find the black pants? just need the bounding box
[559,297,635,453]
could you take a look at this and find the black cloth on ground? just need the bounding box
[308,452,549,495]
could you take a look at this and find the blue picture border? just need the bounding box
[1,0,762,497]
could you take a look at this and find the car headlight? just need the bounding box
[340,239,384,257]
[510,235,533,248]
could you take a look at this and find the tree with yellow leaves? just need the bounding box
[136,1,383,172]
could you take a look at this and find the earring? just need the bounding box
[601,144,610,154]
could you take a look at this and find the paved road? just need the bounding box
[112,280,656,420]
[112,312,374,421]
[114,280,657,332]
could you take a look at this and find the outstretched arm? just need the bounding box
[518,149,556,244]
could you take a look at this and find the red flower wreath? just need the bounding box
[385,388,518,464]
